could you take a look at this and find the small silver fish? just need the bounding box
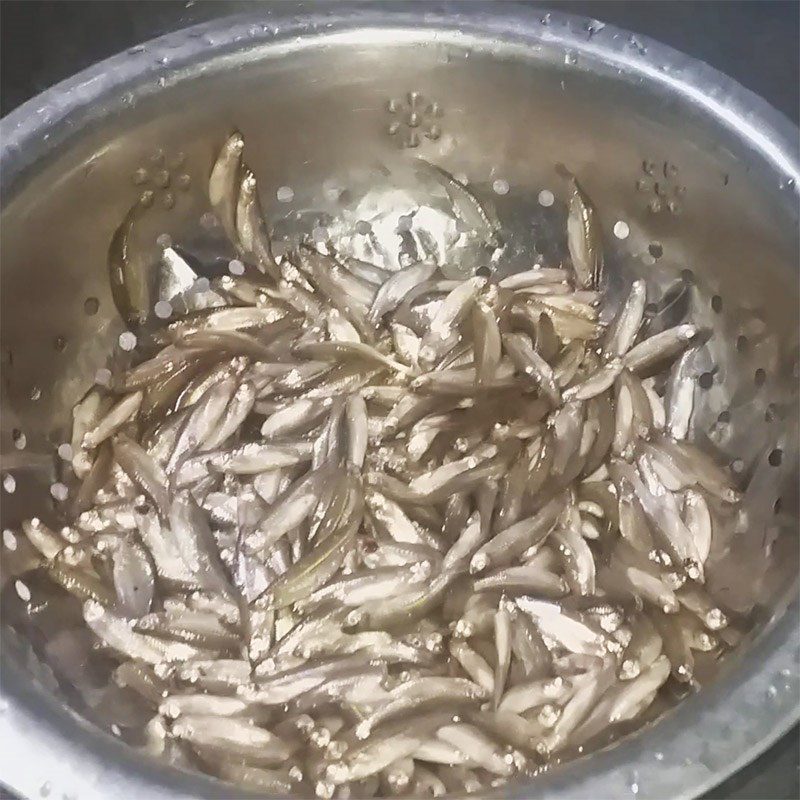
[565,174,604,289]
[209,131,245,246]
[604,279,646,357]
[369,260,437,324]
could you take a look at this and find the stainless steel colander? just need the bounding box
[1,5,798,799]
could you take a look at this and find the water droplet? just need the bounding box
[388,121,400,135]
[425,124,441,140]
[30,386,42,401]
[586,20,605,37]
[613,220,630,239]
[228,259,245,276]
[15,579,31,601]
[139,191,154,208]
[162,192,175,209]
[564,52,578,66]
[3,529,17,550]
[151,149,166,166]
[132,168,149,185]
[407,112,421,128]
[668,200,683,215]
[405,131,420,148]
[128,45,146,55]
[648,198,663,214]
[541,13,551,25]
[407,91,422,108]
[766,684,778,699]
[154,169,170,188]
[12,429,26,450]
[3,473,15,493]
[277,186,294,203]
[95,368,112,386]
[119,331,137,351]
[629,36,648,55]
[642,160,656,175]
[156,233,172,249]
[57,443,73,461]
[355,220,372,235]
[538,189,555,207]
[154,300,172,320]
[54,335,67,352]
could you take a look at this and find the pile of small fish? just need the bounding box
[20,133,742,798]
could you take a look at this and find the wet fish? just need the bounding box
[235,168,280,278]
[245,468,330,553]
[113,434,170,519]
[108,192,156,327]
[209,131,245,246]
[260,397,330,439]
[503,332,561,405]
[112,538,155,618]
[471,495,566,574]
[604,279,646,357]
[565,175,604,289]
[296,340,410,375]
[58,144,749,798]
[624,324,698,375]
[369,260,437,324]
[417,160,502,248]
[208,441,313,474]
[168,490,233,595]
[419,277,487,367]
[472,301,502,388]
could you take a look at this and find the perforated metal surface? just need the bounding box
[0,5,797,800]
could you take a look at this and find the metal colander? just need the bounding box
[1,6,798,800]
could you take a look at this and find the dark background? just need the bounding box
[0,2,797,799]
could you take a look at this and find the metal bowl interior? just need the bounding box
[1,6,798,800]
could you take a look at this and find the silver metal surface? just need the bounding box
[0,4,798,799]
